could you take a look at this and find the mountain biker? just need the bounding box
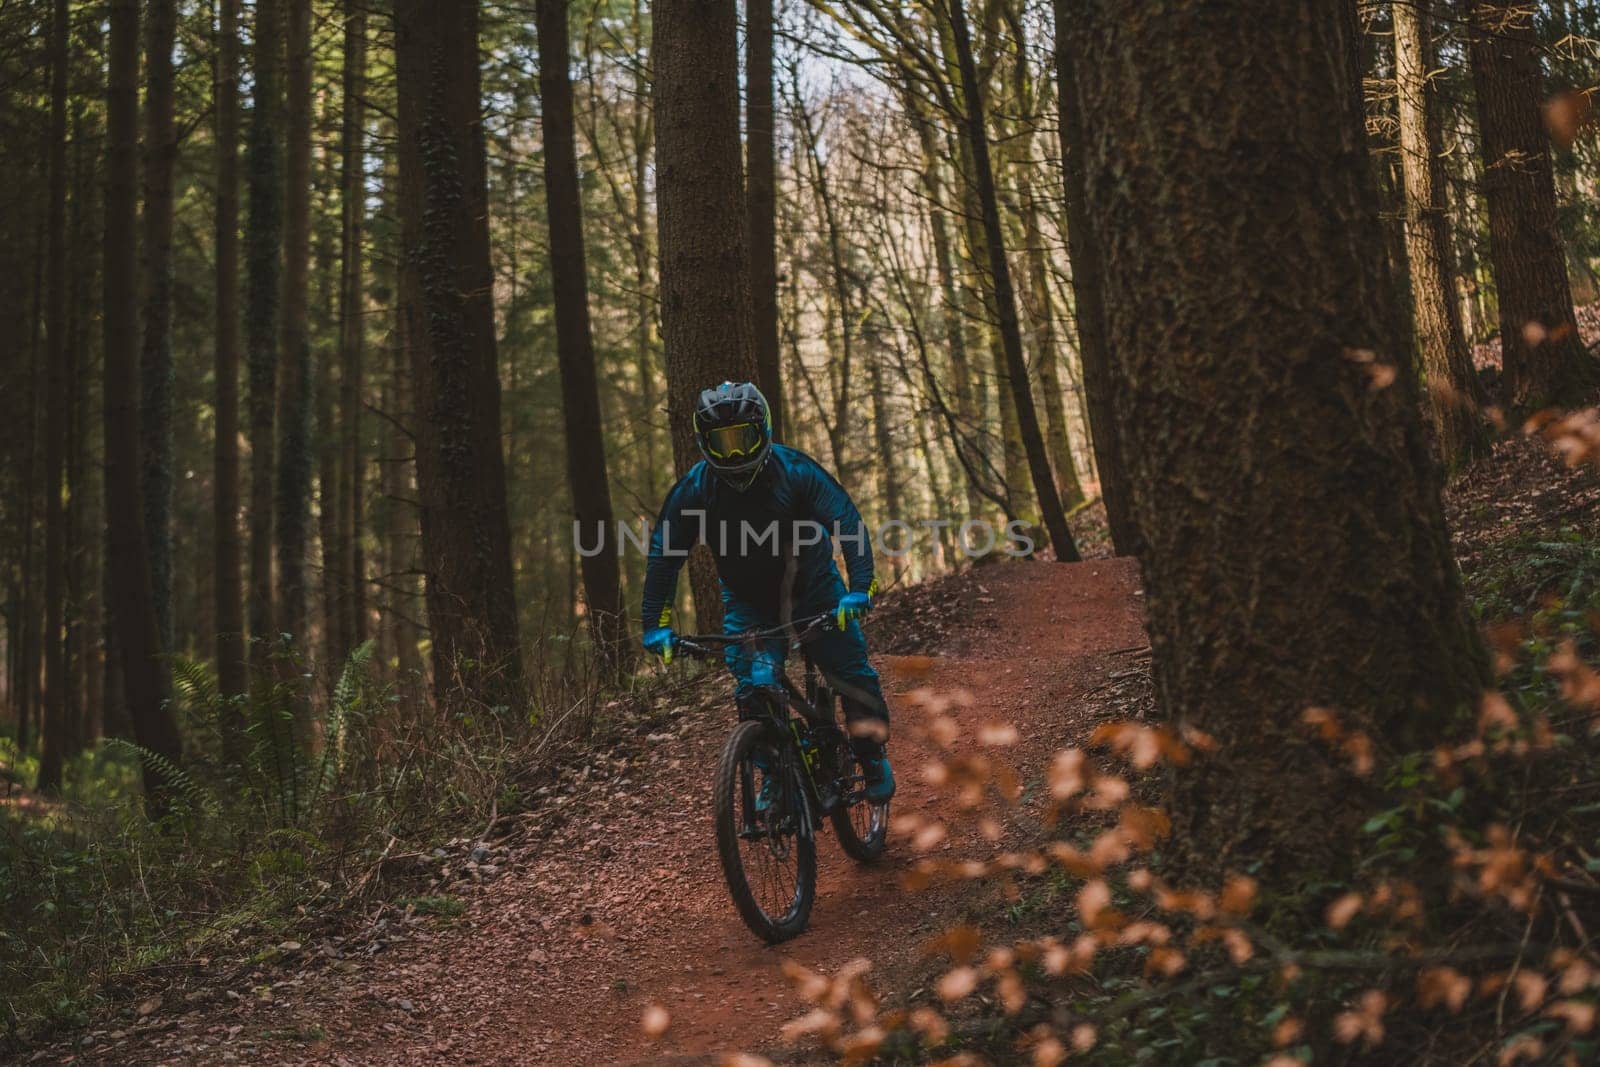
[639,381,895,803]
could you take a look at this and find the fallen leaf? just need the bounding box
[641,1004,670,1038]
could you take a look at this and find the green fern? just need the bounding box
[101,738,220,819]
[170,658,220,710]
[303,641,377,823]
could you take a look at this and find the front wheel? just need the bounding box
[714,719,816,943]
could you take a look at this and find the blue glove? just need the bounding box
[835,590,873,631]
[642,626,678,664]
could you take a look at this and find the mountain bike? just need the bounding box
[677,612,891,943]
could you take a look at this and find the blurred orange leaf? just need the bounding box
[1544,89,1594,147]
[641,1003,671,1038]
[1219,874,1258,916]
[1326,892,1363,930]
[936,966,978,1003]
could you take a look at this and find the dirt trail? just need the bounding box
[95,559,1144,1066]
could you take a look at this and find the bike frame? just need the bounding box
[679,613,853,836]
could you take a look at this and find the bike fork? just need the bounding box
[782,745,816,841]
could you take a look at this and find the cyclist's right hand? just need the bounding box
[642,626,679,664]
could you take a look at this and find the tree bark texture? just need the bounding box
[66,82,96,755]
[536,0,631,679]
[653,0,760,629]
[1069,0,1489,882]
[277,0,314,658]
[395,0,525,710]
[214,0,248,757]
[1395,0,1490,464]
[104,0,184,810]
[335,0,369,666]
[1467,0,1597,409]
[246,0,283,676]
[140,0,177,649]
[37,0,70,791]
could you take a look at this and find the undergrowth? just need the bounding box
[0,640,685,1050]
[770,530,1600,1065]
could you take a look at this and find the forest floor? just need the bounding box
[30,556,1148,1066]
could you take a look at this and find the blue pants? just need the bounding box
[721,575,888,752]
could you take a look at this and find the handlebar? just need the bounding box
[675,611,836,659]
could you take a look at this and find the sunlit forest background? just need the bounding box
[1,0,1114,749]
[9,0,1600,767]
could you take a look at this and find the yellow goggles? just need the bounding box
[703,422,764,460]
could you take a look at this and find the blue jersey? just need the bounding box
[640,444,875,630]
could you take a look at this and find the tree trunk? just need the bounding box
[395,0,524,710]
[277,0,314,664]
[793,87,853,478]
[1019,170,1085,510]
[1395,0,1490,465]
[746,0,784,440]
[18,220,43,755]
[214,0,247,759]
[867,319,904,577]
[37,0,69,792]
[536,0,631,680]
[947,0,1078,562]
[383,307,426,685]
[67,77,96,754]
[139,0,177,650]
[905,96,986,520]
[335,0,369,666]
[1467,0,1597,409]
[104,0,183,812]
[629,0,661,506]
[317,164,343,677]
[1005,10,1085,511]
[1053,0,1138,557]
[947,101,1033,524]
[1070,0,1489,884]
[373,137,425,685]
[246,0,283,677]
[653,0,760,631]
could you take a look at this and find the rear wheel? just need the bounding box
[714,719,816,942]
[830,747,889,863]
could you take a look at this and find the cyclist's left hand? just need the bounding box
[835,590,873,630]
